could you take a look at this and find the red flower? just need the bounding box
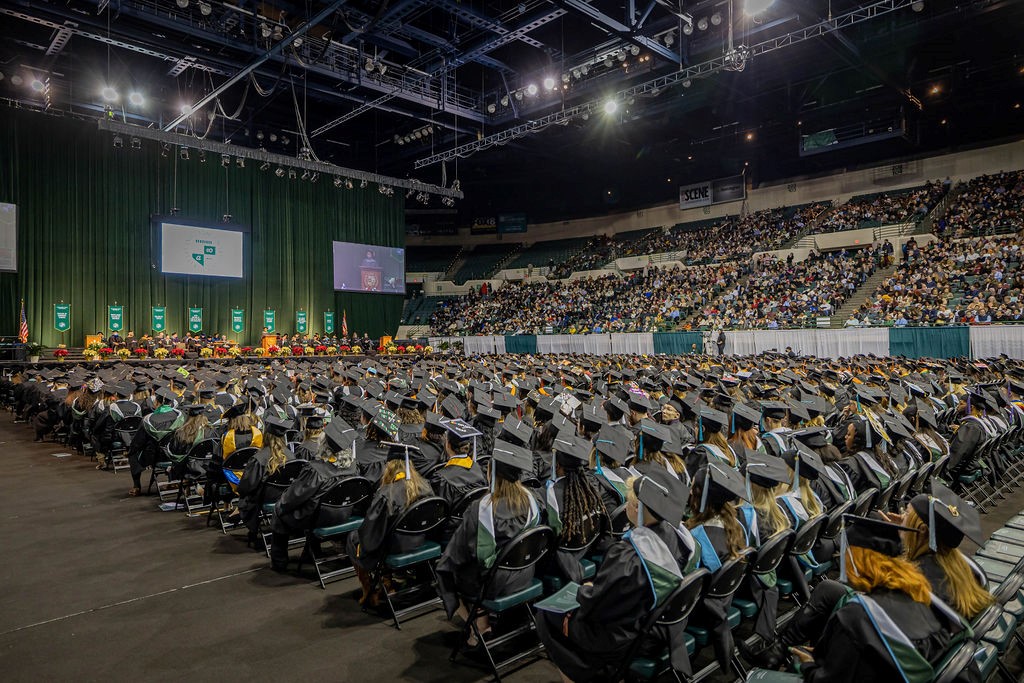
[291,345,304,355]
[215,346,228,355]
[241,346,253,353]
[53,348,69,358]
[339,345,351,352]
[268,345,280,354]
[315,345,328,353]
[377,345,386,352]
[414,344,424,351]
[171,348,186,357]
[396,345,406,353]
[100,347,113,355]
[133,348,148,357]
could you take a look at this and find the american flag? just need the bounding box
[341,309,348,337]
[18,299,28,343]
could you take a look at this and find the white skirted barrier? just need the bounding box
[970,326,1024,360]
[723,328,890,359]
[536,334,613,355]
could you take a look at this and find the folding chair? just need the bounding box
[908,461,935,496]
[451,525,555,682]
[888,470,917,510]
[619,568,712,682]
[543,507,605,592]
[811,500,852,580]
[301,476,373,588]
[259,460,309,554]
[175,438,220,517]
[777,514,828,604]
[932,642,978,683]
[851,487,878,517]
[368,495,450,629]
[686,548,755,680]
[109,416,142,473]
[872,480,899,512]
[148,434,178,500]
[215,447,258,532]
[733,529,795,622]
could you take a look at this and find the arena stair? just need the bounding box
[829,261,900,327]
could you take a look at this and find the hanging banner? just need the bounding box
[231,308,245,334]
[296,310,308,334]
[151,306,166,332]
[108,305,124,331]
[54,303,71,332]
[323,311,335,334]
[263,309,275,332]
[188,307,203,333]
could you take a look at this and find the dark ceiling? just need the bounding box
[1,0,1022,224]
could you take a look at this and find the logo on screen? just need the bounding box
[192,253,205,266]
[204,246,216,255]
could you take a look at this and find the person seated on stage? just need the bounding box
[220,402,263,461]
[536,470,697,682]
[685,460,753,672]
[899,483,993,619]
[233,416,294,541]
[745,515,974,683]
[347,436,434,605]
[107,331,123,349]
[428,418,488,508]
[268,419,360,570]
[126,387,184,497]
[437,439,542,644]
[542,433,609,583]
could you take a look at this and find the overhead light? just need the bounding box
[288,169,297,180]
[345,179,354,189]
[710,12,722,25]
[236,157,245,168]
[930,84,941,95]
[911,0,924,11]
[665,32,675,46]
[310,172,319,183]
[260,161,270,171]
[175,0,189,8]
[30,78,44,92]
[630,45,640,56]
[604,99,619,114]
[198,150,206,163]
[179,147,190,160]
[112,134,123,149]
[269,133,278,142]
[293,38,303,48]
[160,143,170,157]
[180,103,193,116]
[101,86,118,102]
[272,25,283,40]
[334,177,343,188]
[360,179,368,188]
[487,103,496,114]
[221,154,230,167]
[744,0,775,15]
[526,83,538,96]
[275,167,285,177]
[260,23,272,38]
[365,58,375,73]
[617,52,626,61]
[128,91,144,107]
[571,69,581,79]
[561,73,571,83]
[604,58,613,68]
[130,137,141,150]
[280,135,290,146]
[940,118,947,125]
[301,170,310,180]
[514,90,524,101]
[378,64,388,76]
[581,65,589,75]
[682,78,692,88]
[500,95,509,106]
[682,22,693,35]
[697,17,708,30]
[745,132,754,141]
[198,1,212,16]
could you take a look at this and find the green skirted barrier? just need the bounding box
[889,326,970,359]
[504,335,537,354]
[652,331,704,355]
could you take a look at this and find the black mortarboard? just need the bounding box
[603,396,628,419]
[155,387,177,403]
[305,414,325,430]
[498,417,534,447]
[552,433,591,465]
[786,399,810,423]
[638,418,671,448]
[745,452,791,488]
[324,418,357,452]
[791,427,831,450]
[693,460,750,511]
[910,482,983,548]
[475,404,501,422]
[732,402,762,431]
[594,424,631,465]
[183,404,206,416]
[842,514,915,557]
[491,439,533,474]
[784,442,827,481]
[264,416,292,437]
[440,395,466,419]
[580,404,605,429]
[699,406,729,433]
[634,471,685,528]
[760,400,788,420]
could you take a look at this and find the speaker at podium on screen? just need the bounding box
[360,249,382,292]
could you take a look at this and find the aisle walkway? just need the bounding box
[0,415,558,682]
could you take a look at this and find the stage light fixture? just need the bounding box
[682,78,692,88]
[604,99,619,114]
[697,17,708,30]
[500,95,510,106]
[487,103,496,114]
[160,143,170,157]
[911,0,924,11]
[198,2,212,16]
[378,64,388,75]
[630,45,640,56]
[128,91,144,107]
[710,12,722,25]
[293,37,303,48]
[275,167,285,177]
[113,134,123,149]
[260,23,272,38]
[365,58,375,73]
[334,177,343,188]
[180,103,193,116]
[360,179,368,188]
[10,74,23,87]
[617,52,626,61]
[301,170,310,180]
[30,78,44,92]
[101,86,118,102]
[236,157,245,168]
[526,83,538,96]
[562,73,571,83]
[288,169,297,180]
[280,136,290,146]
[604,58,613,68]
[572,69,581,80]
[176,0,189,8]
[269,133,278,142]
[272,25,283,40]
[514,90,524,101]
[198,150,206,163]
[260,161,270,171]
[310,172,319,183]
[682,22,693,35]
[665,32,675,46]
[130,137,141,150]
[543,77,556,91]
[744,0,775,15]
[930,84,941,95]
[581,65,590,75]
[222,214,232,223]
[406,188,415,199]
[221,153,230,167]
[180,147,190,160]
[345,179,354,189]
[746,132,754,141]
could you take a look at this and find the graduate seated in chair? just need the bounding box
[436,439,542,646]
[232,416,295,538]
[744,515,976,682]
[428,418,487,510]
[536,470,697,683]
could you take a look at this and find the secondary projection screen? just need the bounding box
[0,202,16,272]
[333,241,405,293]
[159,221,245,278]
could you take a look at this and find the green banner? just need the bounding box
[108,305,124,331]
[324,311,335,334]
[188,307,203,333]
[151,306,166,332]
[263,309,275,332]
[296,310,308,334]
[54,303,71,332]
[231,309,244,334]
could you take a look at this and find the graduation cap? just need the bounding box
[628,391,652,413]
[732,402,762,432]
[383,441,421,479]
[910,482,983,550]
[693,460,749,512]
[371,407,401,440]
[534,397,560,421]
[633,472,685,528]
[760,400,789,420]
[264,416,292,438]
[498,417,534,447]
[324,418,357,453]
[745,451,791,489]
[182,404,206,416]
[552,433,591,473]
[840,514,917,574]
[791,427,831,450]
[443,418,483,443]
[114,382,135,399]
[783,441,827,485]
[698,406,729,437]
[305,414,326,430]
[785,399,810,424]
[602,396,629,420]
[492,393,517,414]
[594,424,631,465]
[155,387,178,403]
[579,403,606,429]
[475,404,501,423]
[491,439,534,487]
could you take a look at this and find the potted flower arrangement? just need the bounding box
[339,345,351,354]
[385,342,398,354]
[53,347,69,362]
[240,346,253,356]
[133,348,149,359]
[86,341,103,353]
[199,347,214,358]
[153,348,169,359]
[253,347,265,357]
[25,342,44,363]
[214,346,228,358]
[315,345,328,355]
[327,345,338,355]
[170,347,186,358]
[377,344,387,354]
[423,345,433,354]
[304,345,315,356]
[116,348,132,360]
[351,345,362,354]
[414,344,424,353]
[267,345,280,356]
[82,349,98,361]
[396,345,407,354]
[99,346,114,360]
[228,346,242,358]
[291,345,304,356]
[278,346,291,357]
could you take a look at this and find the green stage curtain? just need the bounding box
[652,332,704,355]
[888,326,970,359]
[504,335,537,354]
[0,111,403,346]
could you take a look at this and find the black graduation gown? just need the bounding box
[236,449,295,532]
[355,439,389,486]
[802,588,965,683]
[545,476,607,584]
[396,425,443,473]
[689,523,742,671]
[429,460,487,508]
[272,459,354,534]
[536,521,695,681]
[346,480,434,570]
[436,495,538,618]
[948,419,986,477]
[128,408,184,479]
[294,435,326,462]
[916,552,954,610]
[589,467,630,516]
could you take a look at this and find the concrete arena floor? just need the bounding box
[1,412,1023,682]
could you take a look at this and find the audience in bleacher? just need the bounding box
[816,181,947,232]
[693,246,882,330]
[939,170,1024,238]
[850,235,1024,326]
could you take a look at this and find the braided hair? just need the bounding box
[559,466,608,547]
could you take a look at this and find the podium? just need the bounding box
[361,267,383,292]
[261,334,278,352]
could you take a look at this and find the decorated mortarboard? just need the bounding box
[491,439,534,474]
[745,451,791,488]
[443,418,482,441]
[693,460,750,512]
[633,472,685,528]
[910,482,983,550]
[371,407,401,440]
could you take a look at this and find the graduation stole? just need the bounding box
[845,594,935,683]
[737,502,761,547]
[857,451,892,488]
[625,526,684,608]
[777,493,809,529]
[477,493,540,570]
[688,524,723,573]
[593,463,628,504]
[545,480,563,537]
[673,524,700,574]
[445,456,475,469]
[914,432,946,461]
[702,443,737,469]
[825,464,854,502]
[762,431,789,458]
